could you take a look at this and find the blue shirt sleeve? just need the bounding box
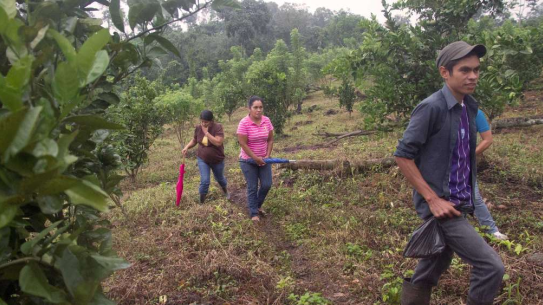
[475,109,490,133]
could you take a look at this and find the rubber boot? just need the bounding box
[199,193,206,204]
[221,186,231,200]
[401,278,431,305]
[466,296,493,305]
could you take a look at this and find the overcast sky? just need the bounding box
[264,0,389,22]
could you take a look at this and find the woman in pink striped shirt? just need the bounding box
[237,96,274,222]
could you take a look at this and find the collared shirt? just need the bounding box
[448,104,472,205]
[393,85,478,219]
[237,115,274,159]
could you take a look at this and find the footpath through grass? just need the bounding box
[105,89,543,304]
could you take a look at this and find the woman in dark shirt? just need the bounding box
[182,110,229,203]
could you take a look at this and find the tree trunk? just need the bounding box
[324,130,376,145]
[278,157,395,175]
[492,116,543,130]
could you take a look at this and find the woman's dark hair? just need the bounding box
[248,95,263,108]
[200,110,214,121]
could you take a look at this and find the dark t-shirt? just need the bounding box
[194,122,225,164]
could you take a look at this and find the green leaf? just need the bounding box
[65,180,110,212]
[146,34,181,58]
[0,200,17,228]
[6,55,33,89]
[37,176,80,196]
[30,25,49,49]
[97,92,120,105]
[20,220,63,255]
[504,69,516,78]
[147,46,167,57]
[32,139,59,158]
[48,29,76,64]
[211,0,240,10]
[90,292,116,305]
[18,170,60,195]
[91,254,131,271]
[76,29,111,87]
[0,8,9,33]
[0,75,22,111]
[0,0,16,18]
[85,50,109,85]
[53,62,79,103]
[0,107,42,162]
[37,196,64,214]
[109,0,125,32]
[57,131,78,158]
[64,115,124,130]
[19,262,66,302]
[0,298,8,305]
[0,55,34,111]
[58,247,85,297]
[128,0,160,29]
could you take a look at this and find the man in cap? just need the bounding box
[394,41,505,305]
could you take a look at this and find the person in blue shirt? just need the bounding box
[474,110,508,240]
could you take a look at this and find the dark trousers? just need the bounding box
[411,215,505,303]
[239,160,272,217]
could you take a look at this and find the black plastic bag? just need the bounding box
[403,217,446,258]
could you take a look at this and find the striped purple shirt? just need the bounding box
[449,103,472,206]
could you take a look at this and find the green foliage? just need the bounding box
[380,265,403,304]
[246,40,291,134]
[338,78,357,116]
[156,89,203,147]
[214,46,251,121]
[289,29,308,113]
[501,276,523,304]
[322,85,337,101]
[288,292,331,305]
[338,0,543,127]
[466,19,543,120]
[108,76,166,181]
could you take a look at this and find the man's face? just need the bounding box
[440,55,481,99]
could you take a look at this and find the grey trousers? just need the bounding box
[411,215,505,304]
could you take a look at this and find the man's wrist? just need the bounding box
[426,195,440,206]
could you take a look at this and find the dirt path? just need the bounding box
[228,186,354,304]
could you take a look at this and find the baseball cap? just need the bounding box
[436,41,487,69]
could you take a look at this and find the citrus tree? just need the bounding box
[156,88,204,148]
[0,0,231,303]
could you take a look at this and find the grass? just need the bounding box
[105,86,543,304]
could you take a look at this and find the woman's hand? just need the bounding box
[201,124,209,134]
[255,156,266,166]
[182,147,188,156]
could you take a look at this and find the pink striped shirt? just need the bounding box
[237,115,274,159]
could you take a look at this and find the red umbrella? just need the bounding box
[175,155,186,206]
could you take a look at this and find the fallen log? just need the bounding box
[492,116,543,130]
[325,130,376,145]
[278,157,395,174]
[316,130,374,138]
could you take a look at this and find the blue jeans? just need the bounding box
[239,159,272,217]
[197,157,227,195]
[473,181,498,233]
[411,215,504,303]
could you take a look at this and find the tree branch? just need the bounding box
[0,257,44,271]
[126,1,213,43]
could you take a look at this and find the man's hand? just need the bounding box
[182,147,188,156]
[427,197,461,219]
